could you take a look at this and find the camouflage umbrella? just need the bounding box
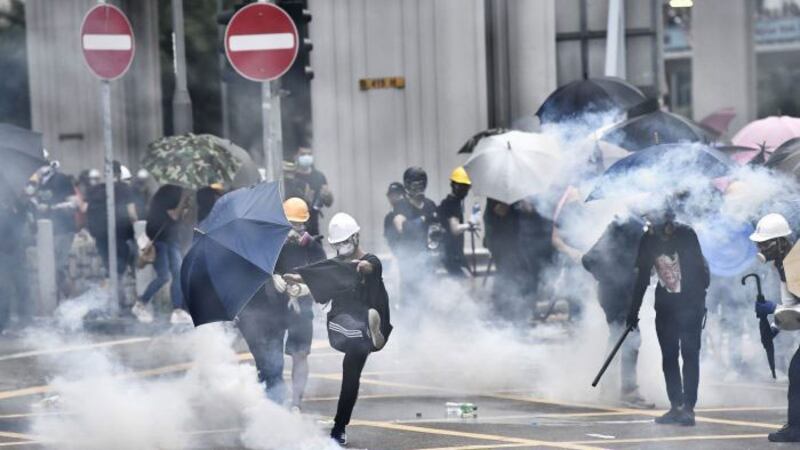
[143,133,242,189]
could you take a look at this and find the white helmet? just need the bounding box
[120,165,132,181]
[750,213,792,242]
[328,212,360,244]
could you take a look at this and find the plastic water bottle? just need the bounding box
[470,202,481,225]
[445,402,478,418]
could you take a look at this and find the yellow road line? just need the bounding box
[0,337,151,362]
[351,419,603,450]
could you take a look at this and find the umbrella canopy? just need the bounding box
[715,145,765,166]
[699,107,737,137]
[463,131,563,205]
[587,143,733,201]
[536,77,646,125]
[732,116,800,163]
[696,218,756,277]
[0,146,48,203]
[600,110,717,152]
[765,137,800,178]
[206,135,261,188]
[457,128,508,154]
[180,182,291,326]
[0,123,44,159]
[143,133,244,189]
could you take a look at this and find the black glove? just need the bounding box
[626,312,639,329]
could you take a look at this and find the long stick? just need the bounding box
[470,229,477,276]
[592,324,634,387]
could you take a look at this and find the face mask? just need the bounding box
[297,155,313,168]
[333,235,358,257]
[758,238,788,263]
[452,184,470,200]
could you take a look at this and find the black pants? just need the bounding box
[333,349,369,431]
[655,306,704,410]
[788,345,800,426]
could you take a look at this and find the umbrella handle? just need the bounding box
[742,273,764,298]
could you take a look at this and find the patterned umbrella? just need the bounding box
[143,133,242,189]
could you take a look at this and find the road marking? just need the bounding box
[419,444,531,450]
[0,442,43,448]
[0,337,150,362]
[565,432,766,445]
[351,419,603,450]
[585,433,615,439]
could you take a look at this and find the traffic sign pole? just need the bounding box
[101,80,119,308]
[269,80,284,184]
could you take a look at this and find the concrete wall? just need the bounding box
[309,0,488,251]
[25,0,162,174]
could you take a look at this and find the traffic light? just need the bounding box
[277,0,313,157]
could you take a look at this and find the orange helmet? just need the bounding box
[283,197,310,222]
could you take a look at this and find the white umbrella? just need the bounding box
[464,131,562,204]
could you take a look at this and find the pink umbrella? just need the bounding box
[700,107,736,137]
[732,116,800,164]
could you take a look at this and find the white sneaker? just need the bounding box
[131,301,153,323]
[170,309,193,325]
[368,309,385,350]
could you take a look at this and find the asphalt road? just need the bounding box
[0,316,790,450]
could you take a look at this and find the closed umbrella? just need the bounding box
[180,182,291,326]
[536,77,646,125]
[463,131,562,205]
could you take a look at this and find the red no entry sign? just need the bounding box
[225,3,299,82]
[80,4,135,80]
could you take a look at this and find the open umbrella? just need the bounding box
[143,133,244,189]
[0,123,44,159]
[536,77,646,125]
[733,116,800,164]
[699,107,737,137]
[463,131,562,205]
[765,137,800,179]
[0,146,47,203]
[600,110,717,152]
[457,128,508,154]
[180,182,291,326]
[587,143,733,201]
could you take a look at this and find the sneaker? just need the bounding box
[769,424,800,442]
[654,407,682,425]
[170,309,193,325]
[676,408,695,426]
[620,391,656,409]
[131,301,153,323]
[367,309,385,350]
[330,428,347,446]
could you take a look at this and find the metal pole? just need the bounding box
[604,0,627,78]
[172,0,193,134]
[261,82,274,181]
[270,80,284,184]
[102,81,119,308]
[217,0,229,138]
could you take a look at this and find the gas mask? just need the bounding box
[645,209,676,239]
[757,238,791,263]
[452,182,470,200]
[332,235,358,257]
[287,225,312,246]
[405,181,426,201]
[297,154,314,168]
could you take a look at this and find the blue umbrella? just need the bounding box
[586,143,733,201]
[181,182,291,326]
[697,218,757,277]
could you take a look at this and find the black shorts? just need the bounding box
[285,311,313,355]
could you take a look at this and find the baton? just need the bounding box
[592,324,635,387]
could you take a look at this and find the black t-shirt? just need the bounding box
[330,254,392,339]
[39,172,76,234]
[438,194,467,270]
[384,210,400,252]
[294,169,328,236]
[273,238,327,317]
[630,223,709,315]
[86,182,134,239]
[146,185,183,243]
[395,197,438,253]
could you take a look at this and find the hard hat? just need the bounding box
[449,166,471,185]
[210,182,225,191]
[750,213,792,242]
[88,169,101,179]
[136,168,149,180]
[328,212,360,244]
[403,166,427,189]
[283,197,310,223]
[120,165,132,181]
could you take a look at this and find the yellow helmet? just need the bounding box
[449,166,471,185]
[283,197,310,222]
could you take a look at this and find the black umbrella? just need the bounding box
[535,77,646,125]
[587,143,733,201]
[180,182,291,326]
[0,146,47,203]
[457,128,508,154]
[0,123,44,159]
[742,273,777,379]
[765,137,800,178]
[601,110,718,152]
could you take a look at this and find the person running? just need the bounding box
[747,213,800,442]
[133,184,191,324]
[626,206,709,426]
[438,166,474,276]
[274,198,327,411]
[286,212,392,446]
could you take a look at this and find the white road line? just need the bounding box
[0,337,150,362]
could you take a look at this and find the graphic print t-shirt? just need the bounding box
[654,252,682,294]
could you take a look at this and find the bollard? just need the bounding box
[134,220,155,298]
[36,219,57,315]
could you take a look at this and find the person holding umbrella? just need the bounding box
[747,213,800,442]
[626,201,709,426]
[438,167,475,277]
[286,213,392,446]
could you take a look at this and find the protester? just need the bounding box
[196,183,224,224]
[626,205,709,426]
[483,198,522,320]
[438,166,474,276]
[383,181,405,253]
[286,212,392,446]
[134,184,191,324]
[0,190,33,329]
[392,167,438,305]
[283,161,307,200]
[583,215,653,409]
[294,147,333,236]
[29,163,80,300]
[516,197,557,318]
[747,213,800,442]
[85,161,138,305]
